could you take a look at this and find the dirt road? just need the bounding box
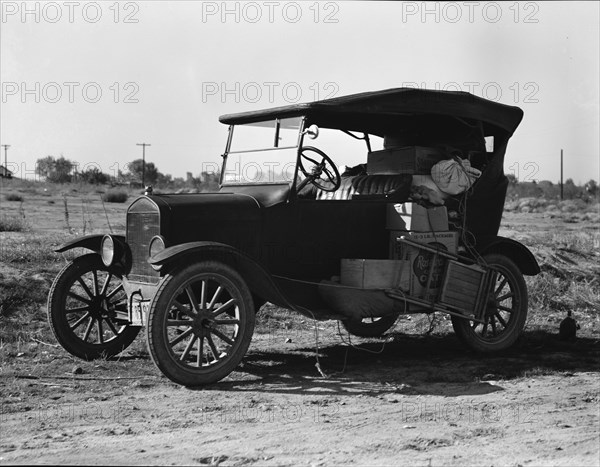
[1,315,598,466]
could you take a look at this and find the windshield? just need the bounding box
[222,118,382,186]
[222,117,303,185]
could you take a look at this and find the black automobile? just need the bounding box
[48,88,540,386]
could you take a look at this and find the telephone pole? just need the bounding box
[1,144,9,172]
[136,143,151,187]
[560,149,564,200]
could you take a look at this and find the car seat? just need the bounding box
[316,174,412,201]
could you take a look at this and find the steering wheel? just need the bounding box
[297,146,341,192]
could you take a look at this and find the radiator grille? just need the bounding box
[126,209,160,284]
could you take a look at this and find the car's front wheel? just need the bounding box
[47,254,140,360]
[146,261,255,386]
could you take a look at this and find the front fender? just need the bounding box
[149,241,295,310]
[477,236,540,276]
[149,241,231,267]
[54,234,125,254]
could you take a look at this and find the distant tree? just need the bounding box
[116,168,128,184]
[506,173,518,185]
[80,166,110,185]
[156,172,172,187]
[538,180,557,199]
[35,155,74,183]
[127,159,159,186]
[512,181,543,198]
[563,178,579,199]
[200,171,220,191]
[584,179,598,196]
[171,177,185,188]
[36,156,55,179]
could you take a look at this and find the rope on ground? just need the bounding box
[296,305,329,379]
[30,337,60,348]
[12,374,160,381]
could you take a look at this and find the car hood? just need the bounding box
[151,192,261,218]
[138,193,263,246]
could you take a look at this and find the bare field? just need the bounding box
[0,181,132,234]
[1,182,599,466]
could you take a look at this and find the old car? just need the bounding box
[47,88,540,386]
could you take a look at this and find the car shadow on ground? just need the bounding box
[201,330,599,397]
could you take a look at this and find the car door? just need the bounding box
[262,198,388,281]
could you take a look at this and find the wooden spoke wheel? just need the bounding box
[47,254,140,360]
[452,254,528,352]
[146,261,255,386]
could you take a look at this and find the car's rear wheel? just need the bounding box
[451,254,528,352]
[341,312,400,337]
[146,261,255,386]
[47,254,140,360]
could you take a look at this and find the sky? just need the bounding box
[1,1,599,184]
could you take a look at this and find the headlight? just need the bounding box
[101,235,115,267]
[149,235,167,271]
[100,235,129,270]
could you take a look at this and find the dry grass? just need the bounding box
[505,197,600,216]
[0,215,29,232]
[521,228,600,337]
[0,275,47,317]
[102,189,129,203]
[527,274,599,334]
[0,232,80,345]
[1,184,130,233]
[0,274,50,344]
[5,193,24,202]
[0,232,76,266]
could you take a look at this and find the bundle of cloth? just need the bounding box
[431,157,482,195]
[411,156,481,205]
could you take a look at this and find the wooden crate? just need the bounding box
[367,146,445,175]
[438,261,487,315]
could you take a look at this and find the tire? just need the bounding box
[451,254,528,352]
[341,312,400,337]
[146,261,255,386]
[47,254,140,360]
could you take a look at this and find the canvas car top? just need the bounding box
[218,88,524,136]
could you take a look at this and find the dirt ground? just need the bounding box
[1,202,599,465]
[1,311,599,466]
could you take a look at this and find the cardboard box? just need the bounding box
[367,146,445,175]
[341,259,410,290]
[389,230,458,259]
[407,232,458,301]
[386,203,449,231]
[407,231,458,254]
[388,231,458,301]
